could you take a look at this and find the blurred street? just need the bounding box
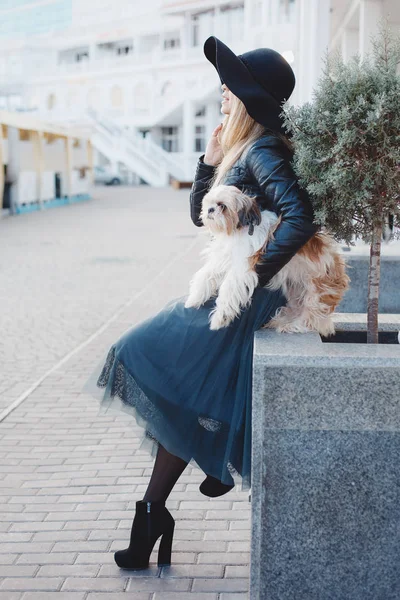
[0,187,250,599]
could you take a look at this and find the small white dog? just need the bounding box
[185,184,350,333]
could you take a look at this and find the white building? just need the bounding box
[0,0,399,186]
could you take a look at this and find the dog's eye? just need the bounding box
[217,203,226,210]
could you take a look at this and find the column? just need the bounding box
[183,97,194,180]
[262,0,272,27]
[0,124,4,211]
[296,0,331,104]
[64,136,73,199]
[33,130,44,209]
[359,0,383,60]
[269,0,279,27]
[7,126,20,214]
[243,0,252,37]
[87,139,94,186]
[181,12,191,60]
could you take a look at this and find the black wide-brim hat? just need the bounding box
[204,36,295,135]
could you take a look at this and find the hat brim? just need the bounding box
[203,36,286,134]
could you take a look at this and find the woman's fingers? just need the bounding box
[212,123,223,136]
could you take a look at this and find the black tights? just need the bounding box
[142,443,189,502]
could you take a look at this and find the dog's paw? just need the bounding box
[185,298,200,309]
[185,294,206,309]
[209,309,232,330]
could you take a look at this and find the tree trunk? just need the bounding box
[367,219,383,344]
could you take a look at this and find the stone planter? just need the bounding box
[250,313,400,600]
[337,255,400,313]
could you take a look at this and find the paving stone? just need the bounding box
[86,594,150,600]
[32,531,88,543]
[61,577,126,591]
[10,523,63,533]
[219,594,249,600]
[97,565,160,578]
[228,541,250,552]
[160,564,224,578]
[204,530,250,541]
[192,577,249,592]
[16,554,77,565]
[153,594,218,600]
[225,565,250,578]
[0,577,63,591]
[63,520,118,531]
[22,594,86,600]
[36,564,99,577]
[197,553,249,565]
[0,542,54,553]
[0,566,37,577]
[0,188,250,598]
[74,552,115,565]
[0,555,18,565]
[125,577,191,592]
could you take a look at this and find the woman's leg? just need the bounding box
[142,443,189,502]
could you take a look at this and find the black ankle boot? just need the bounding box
[199,473,235,497]
[114,499,175,569]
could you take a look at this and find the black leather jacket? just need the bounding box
[189,133,320,288]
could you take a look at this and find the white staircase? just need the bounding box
[89,78,219,187]
[91,116,188,187]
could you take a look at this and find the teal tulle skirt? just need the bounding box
[83,285,288,492]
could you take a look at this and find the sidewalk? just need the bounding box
[0,187,250,599]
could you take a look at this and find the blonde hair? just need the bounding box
[208,92,293,189]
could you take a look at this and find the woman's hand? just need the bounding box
[204,123,223,167]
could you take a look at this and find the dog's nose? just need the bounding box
[208,207,215,214]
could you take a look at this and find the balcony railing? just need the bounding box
[40,45,208,79]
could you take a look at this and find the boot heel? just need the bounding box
[157,521,175,566]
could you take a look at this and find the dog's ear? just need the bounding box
[237,203,262,236]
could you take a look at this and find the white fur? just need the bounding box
[185,211,278,330]
[185,184,348,333]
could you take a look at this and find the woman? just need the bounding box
[84,36,319,570]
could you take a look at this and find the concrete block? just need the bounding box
[251,321,400,600]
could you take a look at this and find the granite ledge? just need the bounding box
[255,313,400,369]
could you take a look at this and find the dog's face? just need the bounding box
[200,185,261,235]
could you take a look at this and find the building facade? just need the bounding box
[0,0,399,184]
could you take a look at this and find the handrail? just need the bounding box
[90,111,187,180]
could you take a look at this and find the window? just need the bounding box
[76,51,89,62]
[278,0,296,24]
[117,43,133,56]
[220,4,245,41]
[191,10,214,47]
[164,36,180,50]
[58,47,89,65]
[194,125,206,152]
[97,39,134,59]
[161,126,178,152]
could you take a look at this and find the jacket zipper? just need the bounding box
[147,502,151,542]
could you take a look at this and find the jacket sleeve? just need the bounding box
[189,154,216,227]
[246,142,320,287]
